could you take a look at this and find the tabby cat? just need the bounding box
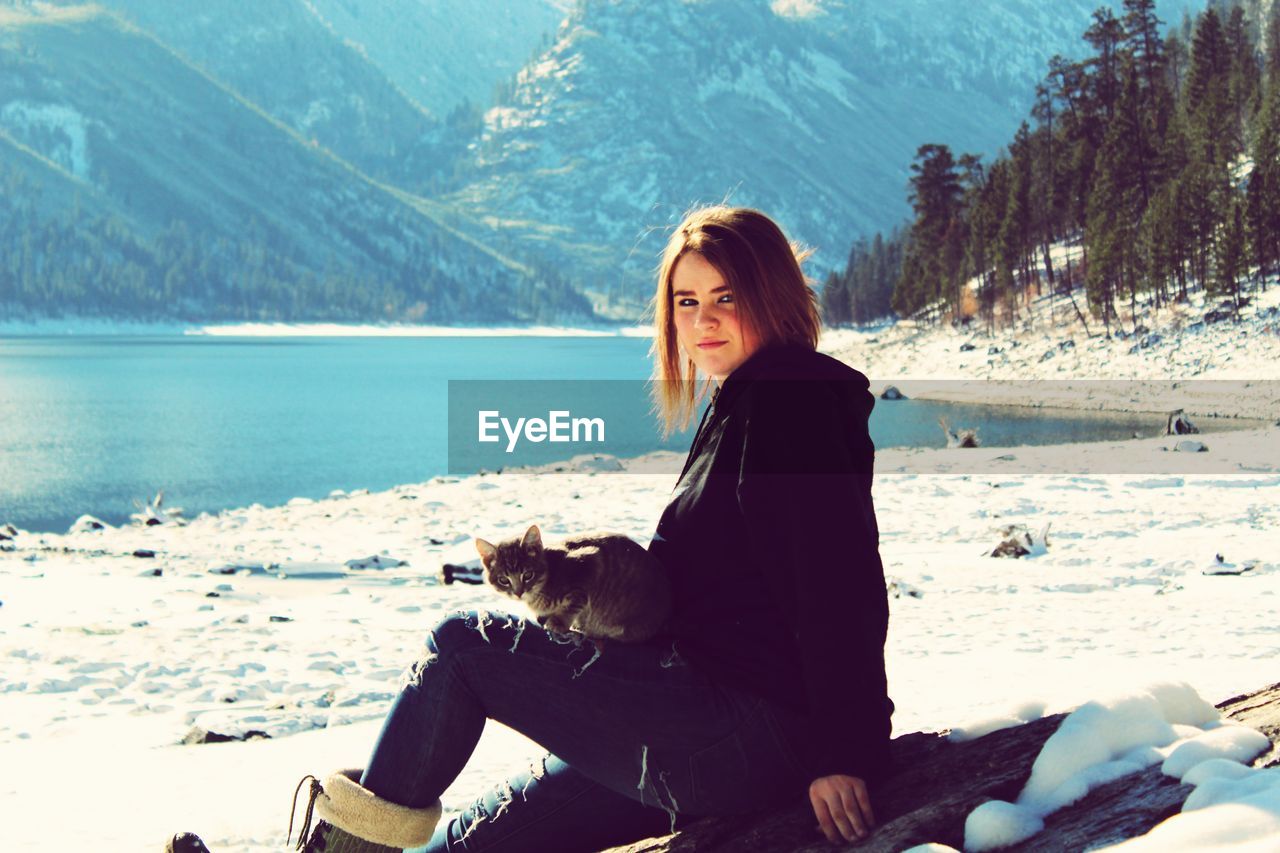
[474,524,671,642]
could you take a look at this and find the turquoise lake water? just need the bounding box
[0,335,1247,533]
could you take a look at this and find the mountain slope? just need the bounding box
[0,6,588,323]
[449,0,1203,308]
[53,0,438,186]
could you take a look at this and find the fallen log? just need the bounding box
[604,681,1279,852]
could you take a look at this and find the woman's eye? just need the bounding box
[676,297,697,307]
[718,293,734,303]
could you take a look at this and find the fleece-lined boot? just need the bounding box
[164,768,440,853]
[289,769,441,853]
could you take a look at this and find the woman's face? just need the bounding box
[670,252,760,384]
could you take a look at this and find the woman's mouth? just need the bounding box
[697,341,727,349]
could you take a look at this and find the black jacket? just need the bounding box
[648,342,893,782]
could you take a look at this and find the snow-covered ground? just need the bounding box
[3,425,1278,849]
[823,280,1280,421]
[3,281,1279,851]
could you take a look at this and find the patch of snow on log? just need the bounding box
[962,681,1268,852]
[947,700,1049,742]
[1096,764,1280,851]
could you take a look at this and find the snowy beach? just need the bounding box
[825,282,1280,422]
[3,424,1279,849]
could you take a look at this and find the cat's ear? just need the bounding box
[475,538,497,563]
[522,524,542,551]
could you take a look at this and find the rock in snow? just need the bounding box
[1201,554,1257,576]
[181,726,271,745]
[68,514,108,533]
[344,554,407,570]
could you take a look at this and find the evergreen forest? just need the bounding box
[821,0,1280,336]
[0,166,592,325]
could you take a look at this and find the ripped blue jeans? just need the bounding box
[358,610,812,852]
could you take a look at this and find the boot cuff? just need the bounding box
[315,769,441,848]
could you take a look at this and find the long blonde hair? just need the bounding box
[649,205,820,436]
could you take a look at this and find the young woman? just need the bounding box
[169,206,892,853]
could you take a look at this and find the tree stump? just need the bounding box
[603,682,1280,853]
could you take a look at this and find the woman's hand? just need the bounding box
[809,774,875,844]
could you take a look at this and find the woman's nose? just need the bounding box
[694,304,720,329]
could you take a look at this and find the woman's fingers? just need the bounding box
[852,777,876,829]
[809,788,840,843]
[810,775,876,844]
[811,783,860,843]
[836,783,868,840]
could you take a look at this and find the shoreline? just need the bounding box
[866,378,1280,423]
[0,318,655,338]
[7,424,1278,537]
[823,284,1280,423]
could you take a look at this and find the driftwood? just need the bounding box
[987,523,1051,559]
[939,417,980,448]
[1165,410,1199,436]
[131,489,186,526]
[604,681,1280,853]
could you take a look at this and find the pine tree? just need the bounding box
[1123,0,1173,200]
[1225,5,1262,151]
[1124,0,1166,104]
[1266,0,1280,80]
[1085,8,1127,122]
[1086,68,1146,334]
[894,144,965,320]
[892,246,929,319]
[820,270,847,326]
[1187,7,1231,143]
[1213,195,1246,309]
[997,125,1037,321]
[1031,83,1060,255]
[1182,7,1236,292]
[1247,76,1280,291]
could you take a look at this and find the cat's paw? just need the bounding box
[543,617,572,634]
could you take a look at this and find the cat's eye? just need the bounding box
[498,577,510,587]
[521,571,534,582]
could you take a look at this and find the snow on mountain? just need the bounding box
[0,100,93,179]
